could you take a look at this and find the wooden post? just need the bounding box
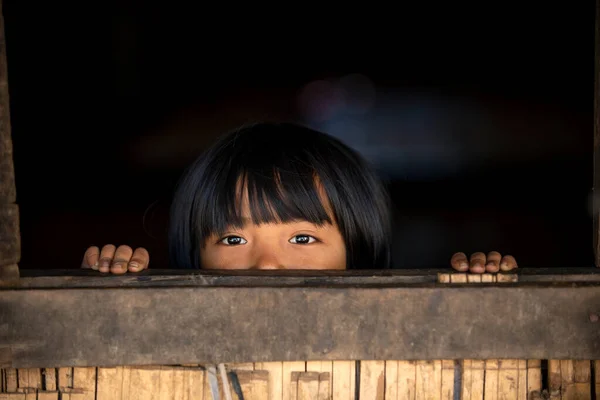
[0,0,20,282]
[595,0,600,266]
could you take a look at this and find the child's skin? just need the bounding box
[81,186,518,274]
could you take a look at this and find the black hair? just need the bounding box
[168,122,392,269]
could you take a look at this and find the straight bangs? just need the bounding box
[197,161,334,242]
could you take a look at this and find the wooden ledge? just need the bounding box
[0,268,599,368]
[4,267,600,288]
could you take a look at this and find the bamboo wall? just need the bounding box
[1,359,597,399]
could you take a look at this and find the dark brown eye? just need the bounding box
[289,235,316,244]
[220,236,247,245]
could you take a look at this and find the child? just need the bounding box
[80,122,518,274]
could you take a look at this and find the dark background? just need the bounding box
[3,3,596,269]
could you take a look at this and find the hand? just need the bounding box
[81,244,150,274]
[450,251,517,274]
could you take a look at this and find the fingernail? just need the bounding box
[500,262,507,269]
[91,262,98,270]
[112,262,126,271]
[128,262,139,271]
[460,262,468,270]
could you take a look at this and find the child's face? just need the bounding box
[200,184,347,270]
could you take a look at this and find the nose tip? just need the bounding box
[250,242,285,270]
[251,263,284,270]
[251,253,285,270]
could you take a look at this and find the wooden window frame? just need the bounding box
[1,4,599,369]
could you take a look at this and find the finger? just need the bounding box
[128,247,150,272]
[500,255,518,271]
[485,251,502,273]
[81,246,100,270]
[469,252,486,274]
[98,244,116,273]
[110,245,133,274]
[450,252,469,271]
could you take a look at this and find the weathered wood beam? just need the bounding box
[1,269,599,368]
[594,0,600,266]
[0,0,19,282]
[5,267,600,287]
